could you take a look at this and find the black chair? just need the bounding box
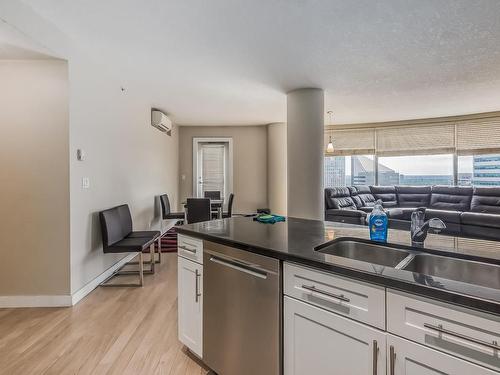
[223,193,235,218]
[160,194,185,223]
[186,198,211,224]
[99,204,159,286]
[204,191,221,200]
[119,204,163,267]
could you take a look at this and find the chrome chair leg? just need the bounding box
[100,252,144,287]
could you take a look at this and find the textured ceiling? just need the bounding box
[20,0,500,125]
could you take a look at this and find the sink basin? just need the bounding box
[403,253,500,290]
[317,239,411,268]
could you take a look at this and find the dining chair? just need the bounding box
[160,194,185,222]
[204,191,221,200]
[186,198,211,224]
[223,193,235,218]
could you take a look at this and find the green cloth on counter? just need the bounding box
[253,214,286,224]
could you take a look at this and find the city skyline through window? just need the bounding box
[324,153,500,187]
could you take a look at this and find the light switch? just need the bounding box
[82,177,90,189]
[77,149,86,161]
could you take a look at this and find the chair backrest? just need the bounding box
[204,190,221,200]
[186,198,211,224]
[226,193,234,217]
[99,204,132,247]
[160,194,171,219]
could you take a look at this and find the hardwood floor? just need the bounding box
[0,253,209,375]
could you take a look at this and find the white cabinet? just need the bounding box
[387,334,498,375]
[284,296,386,375]
[178,255,203,358]
[387,289,500,372]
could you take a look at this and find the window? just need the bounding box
[377,154,454,186]
[324,155,375,187]
[458,154,500,187]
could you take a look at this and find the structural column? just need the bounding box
[287,88,324,220]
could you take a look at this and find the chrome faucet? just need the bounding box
[410,207,446,248]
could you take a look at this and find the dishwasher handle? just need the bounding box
[209,256,268,279]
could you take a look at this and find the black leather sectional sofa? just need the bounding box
[324,185,500,240]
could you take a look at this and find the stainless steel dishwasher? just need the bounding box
[203,241,281,375]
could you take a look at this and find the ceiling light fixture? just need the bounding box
[326,111,334,154]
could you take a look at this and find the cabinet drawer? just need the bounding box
[284,262,386,329]
[178,234,203,264]
[387,334,498,375]
[387,289,500,372]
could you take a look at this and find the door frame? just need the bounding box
[192,137,233,198]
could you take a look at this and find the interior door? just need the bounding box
[194,140,230,198]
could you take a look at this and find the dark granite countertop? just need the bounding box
[176,216,500,315]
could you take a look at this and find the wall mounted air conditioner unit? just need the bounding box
[151,109,172,134]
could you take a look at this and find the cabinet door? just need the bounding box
[387,334,497,375]
[178,256,202,358]
[284,296,386,375]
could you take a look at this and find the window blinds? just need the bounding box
[325,116,500,156]
[456,118,500,155]
[325,128,375,156]
[376,123,456,156]
[201,143,225,195]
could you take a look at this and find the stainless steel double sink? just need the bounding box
[316,239,500,290]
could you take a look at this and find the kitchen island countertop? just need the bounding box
[177,216,500,315]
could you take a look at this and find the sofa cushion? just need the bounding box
[370,186,398,208]
[348,186,364,208]
[324,187,357,210]
[470,187,500,214]
[461,212,500,229]
[386,207,417,221]
[425,209,462,224]
[396,186,431,208]
[359,206,374,213]
[353,185,376,207]
[429,186,473,212]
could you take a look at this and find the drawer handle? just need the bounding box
[372,340,378,375]
[389,345,396,375]
[195,269,201,303]
[424,323,500,351]
[179,245,197,253]
[301,284,350,303]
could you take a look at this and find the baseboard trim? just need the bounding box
[71,252,137,306]
[0,294,72,308]
[0,253,137,308]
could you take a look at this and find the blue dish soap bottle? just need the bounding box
[369,200,388,243]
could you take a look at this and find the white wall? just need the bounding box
[267,122,287,215]
[69,56,179,293]
[0,59,70,296]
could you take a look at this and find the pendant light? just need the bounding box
[326,111,334,153]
